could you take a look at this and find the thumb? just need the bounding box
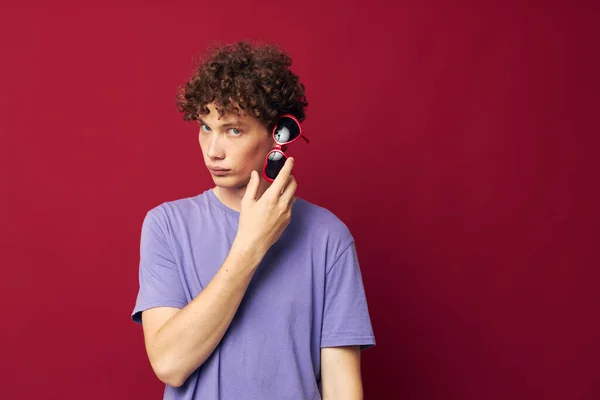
[243,170,260,203]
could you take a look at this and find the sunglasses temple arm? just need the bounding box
[301,135,310,144]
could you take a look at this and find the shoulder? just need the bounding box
[291,196,354,250]
[143,191,212,232]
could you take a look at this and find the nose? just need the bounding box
[206,132,225,160]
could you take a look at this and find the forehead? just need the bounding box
[200,102,254,127]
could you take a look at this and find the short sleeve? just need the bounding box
[131,209,188,324]
[321,241,376,350]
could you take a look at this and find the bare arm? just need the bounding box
[141,242,263,387]
[320,346,363,400]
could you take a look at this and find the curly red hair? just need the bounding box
[176,40,308,133]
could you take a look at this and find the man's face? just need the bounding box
[197,102,273,189]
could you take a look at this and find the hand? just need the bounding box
[233,157,297,258]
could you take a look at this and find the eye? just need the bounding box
[199,123,211,132]
[228,128,242,136]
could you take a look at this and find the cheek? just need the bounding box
[198,134,208,153]
[239,139,271,170]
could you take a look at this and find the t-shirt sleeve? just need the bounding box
[321,241,376,350]
[131,208,188,324]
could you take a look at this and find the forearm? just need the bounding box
[149,241,264,386]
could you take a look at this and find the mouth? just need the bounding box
[207,166,231,176]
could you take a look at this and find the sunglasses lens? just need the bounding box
[265,151,287,180]
[274,116,301,143]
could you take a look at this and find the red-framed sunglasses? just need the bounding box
[262,114,309,182]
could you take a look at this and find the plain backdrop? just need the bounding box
[1,0,599,399]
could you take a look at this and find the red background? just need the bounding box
[1,1,599,399]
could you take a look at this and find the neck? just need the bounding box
[212,180,271,213]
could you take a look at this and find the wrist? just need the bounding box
[230,237,265,267]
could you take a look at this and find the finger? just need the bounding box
[279,173,293,196]
[242,170,260,203]
[267,157,294,197]
[280,175,297,206]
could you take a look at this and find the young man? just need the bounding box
[131,41,375,400]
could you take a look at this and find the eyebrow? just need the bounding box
[197,117,246,129]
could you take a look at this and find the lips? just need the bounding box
[207,166,229,172]
[207,165,230,176]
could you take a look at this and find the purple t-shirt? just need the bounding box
[131,189,375,399]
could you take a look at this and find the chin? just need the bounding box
[211,174,248,190]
